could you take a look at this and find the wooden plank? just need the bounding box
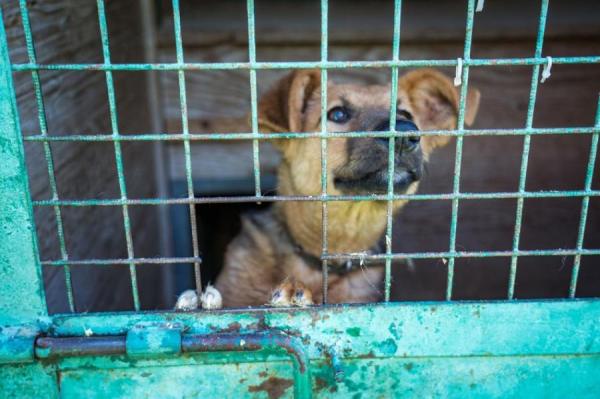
[157,0,600,47]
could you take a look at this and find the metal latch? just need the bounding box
[34,329,312,398]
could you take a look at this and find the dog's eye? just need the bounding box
[327,106,351,124]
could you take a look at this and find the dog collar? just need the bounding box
[293,243,386,274]
[279,219,386,274]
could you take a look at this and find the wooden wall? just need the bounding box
[158,0,600,301]
[2,0,169,313]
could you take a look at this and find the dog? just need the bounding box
[176,68,479,310]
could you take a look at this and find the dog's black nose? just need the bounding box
[374,119,420,151]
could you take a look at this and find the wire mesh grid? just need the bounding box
[8,0,600,312]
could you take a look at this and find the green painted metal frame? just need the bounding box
[1,0,600,397]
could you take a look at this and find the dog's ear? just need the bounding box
[258,69,321,134]
[400,69,480,151]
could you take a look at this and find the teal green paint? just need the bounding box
[0,7,46,325]
[346,327,361,337]
[58,361,296,399]
[29,189,600,207]
[384,0,403,302]
[10,56,600,72]
[246,0,262,197]
[20,126,600,142]
[508,0,550,300]
[0,326,37,364]
[45,300,600,358]
[377,339,398,356]
[0,363,59,398]
[446,0,476,300]
[3,301,600,396]
[319,0,330,303]
[126,326,182,358]
[171,0,203,294]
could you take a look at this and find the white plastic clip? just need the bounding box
[454,58,463,86]
[476,0,485,12]
[541,56,552,83]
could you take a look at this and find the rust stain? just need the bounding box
[356,351,376,359]
[248,376,293,399]
[248,314,268,331]
[220,321,242,333]
[315,377,328,391]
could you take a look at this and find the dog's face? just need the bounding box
[259,69,480,196]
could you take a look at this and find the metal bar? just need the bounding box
[384,0,403,302]
[21,126,600,142]
[182,333,311,398]
[18,0,75,312]
[41,257,203,267]
[172,0,202,296]
[139,0,173,261]
[35,332,312,399]
[31,189,600,207]
[508,0,549,300]
[320,0,330,304]
[0,7,48,323]
[11,56,600,72]
[246,0,261,196]
[38,248,600,267]
[35,336,126,358]
[96,0,140,311]
[446,0,475,301]
[569,94,600,297]
[321,248,600,261]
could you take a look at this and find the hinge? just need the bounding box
[33,329,312,398]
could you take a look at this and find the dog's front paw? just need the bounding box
[175,289,199,311]
[269,280,313,307]
[200,284,223,310]
[291,281,314,307]
[175,285,223,311]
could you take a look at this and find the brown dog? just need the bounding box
[176,69,479,310]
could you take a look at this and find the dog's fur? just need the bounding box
[211,69,480,307]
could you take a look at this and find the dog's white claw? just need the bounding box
[200,285,223,310]
[269,281,293,307]
[175,289,199,311]
[291,284,314,307]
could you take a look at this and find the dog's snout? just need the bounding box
[374,119,392,132]
[373,119,420,151]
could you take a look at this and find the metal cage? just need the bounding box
[1,0,599,397]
